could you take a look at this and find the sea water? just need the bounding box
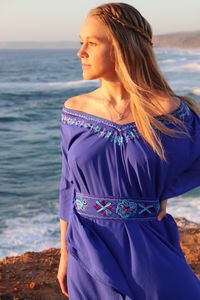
[0,48,199,259]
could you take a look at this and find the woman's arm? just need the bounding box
[60,218,68,255]
[57,218,69,298]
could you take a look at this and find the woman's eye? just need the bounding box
[79,42,96,46]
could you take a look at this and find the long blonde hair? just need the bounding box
[88,2,200,162]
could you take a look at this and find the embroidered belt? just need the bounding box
[74,192,161,221]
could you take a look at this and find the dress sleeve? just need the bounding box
[159,116,200,201]
[58,122,75,222]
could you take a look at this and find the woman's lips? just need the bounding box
[82,64,91,68]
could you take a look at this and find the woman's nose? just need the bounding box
[77,45,88,58]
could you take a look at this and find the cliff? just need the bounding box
[0,217,200,300]
[153,30,200,48]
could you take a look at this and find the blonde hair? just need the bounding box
[88,2,200,162]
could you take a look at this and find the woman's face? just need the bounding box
[77,16,116,81]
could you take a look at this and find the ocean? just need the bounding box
[0,48,200,259]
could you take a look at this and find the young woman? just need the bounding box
[57,2,200,299]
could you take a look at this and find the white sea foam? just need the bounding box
[182,63,200,72]
[168,79,195,95]
[162,59,176,64]
[0,211,60,259]
[0,79,100,93]
[185,49,200,56]
[48,79,99,88]
[192,88,200,95]
[167,194,200,224]
[162,62,200,72]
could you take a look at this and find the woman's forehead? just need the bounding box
[80,17,108,39]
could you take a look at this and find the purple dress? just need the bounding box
[59,99,200,299]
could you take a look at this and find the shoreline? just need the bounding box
[0,216,200,300]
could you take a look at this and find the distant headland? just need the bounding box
[153,30,200,49]
[0,30,200,50]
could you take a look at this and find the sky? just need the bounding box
[1,0,200,42]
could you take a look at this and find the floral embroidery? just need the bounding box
[116,199,137,219]
[61,113,140,145]
[115,200,160,219]
[75,198,87,211]
[61,101,190,146]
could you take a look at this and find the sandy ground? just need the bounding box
[0,217,200,300]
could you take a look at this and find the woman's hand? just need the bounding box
[157,199,168,221]
[57,252,69,298]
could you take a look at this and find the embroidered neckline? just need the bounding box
[61,100,190,146]
[62,99,185,131]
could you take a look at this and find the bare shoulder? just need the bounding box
[64,95,82,110]
[164,96,181,113]
[64,90,98,111]
[155,95,181,115]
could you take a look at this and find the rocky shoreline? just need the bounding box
[0,217,200,300]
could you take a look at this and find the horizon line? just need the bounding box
[0,29,200,43]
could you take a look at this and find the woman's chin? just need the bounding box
[82,73,98,80]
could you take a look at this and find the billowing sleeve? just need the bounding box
[58,121,75,222]
[159,109,200,201]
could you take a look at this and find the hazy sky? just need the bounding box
[1,0,200,42]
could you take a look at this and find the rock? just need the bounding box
[29,281,36,289]
[0,217,199,299]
